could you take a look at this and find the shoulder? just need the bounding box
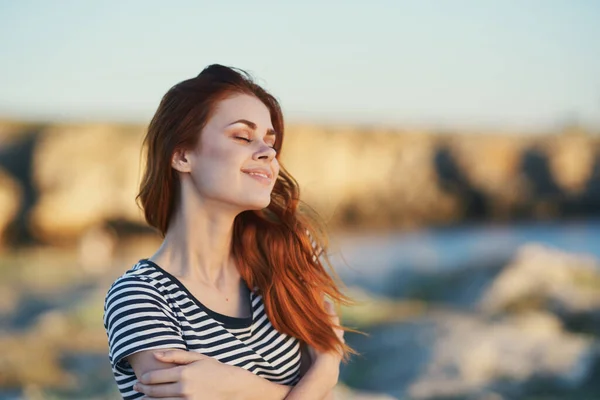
[102,260,188,375]
[105,259,166,298]
[103,260,175,324]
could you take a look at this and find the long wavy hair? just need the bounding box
[137,64,358,362]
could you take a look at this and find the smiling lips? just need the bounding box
[241,168,273,185]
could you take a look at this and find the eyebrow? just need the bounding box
[227,119,278,138]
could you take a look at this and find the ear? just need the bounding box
[171,149,192,173]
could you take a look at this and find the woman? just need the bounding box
[103,64,356,399]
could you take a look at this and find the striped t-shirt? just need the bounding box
[103,259,301,399]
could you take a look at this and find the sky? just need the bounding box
[0,0,599,131]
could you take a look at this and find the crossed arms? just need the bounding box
[128,342,338,400]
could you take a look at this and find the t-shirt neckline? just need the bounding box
[140,258,254,329]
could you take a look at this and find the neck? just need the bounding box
[150,183,242,289]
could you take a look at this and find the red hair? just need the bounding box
[137,64,357,362]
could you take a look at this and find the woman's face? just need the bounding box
[184,93,280,211]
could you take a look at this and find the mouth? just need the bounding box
[242,170,273,185]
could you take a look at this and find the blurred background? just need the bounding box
[1,1,599,399]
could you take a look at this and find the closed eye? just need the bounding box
[234,136,277,150]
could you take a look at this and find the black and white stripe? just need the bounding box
[103,259,301,399]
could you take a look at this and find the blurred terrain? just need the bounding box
[0,119,598,247]
[1,119,599,400]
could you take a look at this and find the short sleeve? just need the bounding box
[103,276,187,374]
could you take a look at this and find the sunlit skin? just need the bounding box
[187,93,280,213]
[149,93,280,288]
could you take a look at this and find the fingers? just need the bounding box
[324,300,336,318]
[323,299,345,344]
[134,382,182,398]
[138,365,185,385]
[154,349,208,365]
[324,299,340,325]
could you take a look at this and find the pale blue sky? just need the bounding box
[1,0,599,130]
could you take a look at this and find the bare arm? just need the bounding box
[129,347,337,400]
[128,297,342,400]
[128,349,179,377]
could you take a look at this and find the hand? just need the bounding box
[133,349,239,399]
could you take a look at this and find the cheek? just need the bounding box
[201,141,239,167]
[273,159,281,177]
[194,145,243,185]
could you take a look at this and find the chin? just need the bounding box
[249,200,272,210]
[240,196,272,211]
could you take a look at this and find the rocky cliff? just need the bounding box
[0,120,598,245]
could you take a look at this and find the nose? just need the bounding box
[254,142,277,161]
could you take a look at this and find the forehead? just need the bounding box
[209,93,273,129]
